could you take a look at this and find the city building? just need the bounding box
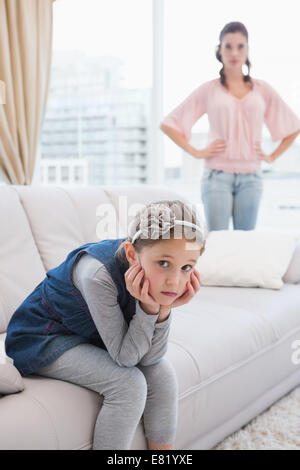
[36,51,150,186]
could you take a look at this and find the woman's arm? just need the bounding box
[262,80,300,152]
[160,81,213,157]
[160,124,227,160]
[270,129,300,161]
[160,123,203,158]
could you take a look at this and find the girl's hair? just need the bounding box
[215,21,253,88]
[115,199,207,265]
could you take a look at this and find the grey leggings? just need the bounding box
[35,343,179,450]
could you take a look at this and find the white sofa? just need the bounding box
[0,183,299,450]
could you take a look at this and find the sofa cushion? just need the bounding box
[0,187,45,333]
[103,184,191,237]
[59,186,121,244]
[13,186,87,271]
[0,373,101,449]
[196,230,298,289]
[171,283,300,386]
[12,186,126,271]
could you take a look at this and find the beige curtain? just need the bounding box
[0,80,5,104]
[0,0,55,185]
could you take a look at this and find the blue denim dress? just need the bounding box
[5,238,133,377]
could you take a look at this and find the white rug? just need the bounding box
[213,386,300,450]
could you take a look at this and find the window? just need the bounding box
[61,166,69,182]
[48,166,56,182]
[36,0,153,188]
[74,165,83,182]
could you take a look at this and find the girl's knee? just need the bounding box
[117,366,148,404]
[103,366,147,415]
[142,359,179,398]
[128,366,147,389]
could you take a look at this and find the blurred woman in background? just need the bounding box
[160,21,300,232]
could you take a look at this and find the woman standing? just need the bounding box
[160,21,300,232]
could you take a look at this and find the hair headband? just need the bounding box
[131,219,205,245]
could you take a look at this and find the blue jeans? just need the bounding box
[201,168,264,231]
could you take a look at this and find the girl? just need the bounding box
[5,199,207,450]
[160,21,300,232]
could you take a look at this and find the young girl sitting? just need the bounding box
[5,199,207,450]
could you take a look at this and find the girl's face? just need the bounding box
[126,238,202,305]
[219,32,248,71]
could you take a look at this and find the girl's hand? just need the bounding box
[124,263,160,315]
[255,142,274,163]
[160,268,202,315]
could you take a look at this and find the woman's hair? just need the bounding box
[115,199,207,265]
[215,21,252,88]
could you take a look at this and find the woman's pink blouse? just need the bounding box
[161,78,300,173]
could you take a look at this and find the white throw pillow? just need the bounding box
[0,342,24,395]
[196,230,298,289]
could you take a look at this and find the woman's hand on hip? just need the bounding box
[124,263,160,315]
[193,139,226,159]
[255,142,274,163]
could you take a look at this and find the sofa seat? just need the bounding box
[167,283,300,448]
[1,282,299,450]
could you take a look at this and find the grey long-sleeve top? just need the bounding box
[71,253,172,367]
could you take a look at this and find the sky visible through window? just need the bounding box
[53,0,152,89]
